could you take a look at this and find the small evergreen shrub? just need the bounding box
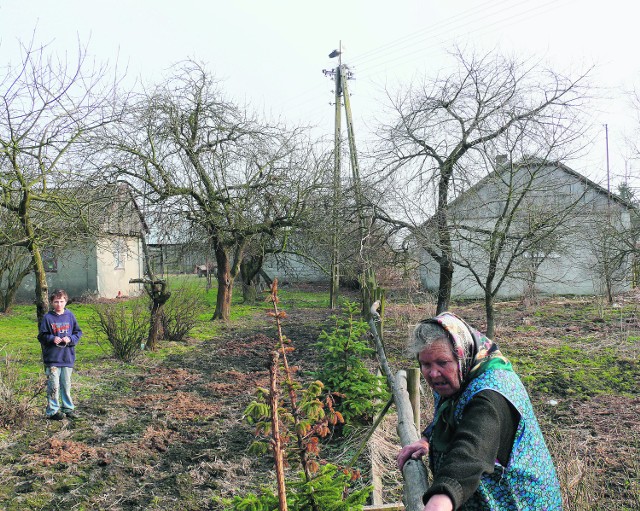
[314,301,389,425]
[218,464,370,510]
[91,299,148,362]
[229,281,370,511]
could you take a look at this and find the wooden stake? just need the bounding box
[269,350,288,511]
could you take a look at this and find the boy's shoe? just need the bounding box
[64,410,77,419]
[47,411,65,420]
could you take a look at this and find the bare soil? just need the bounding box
[0,288,638,510]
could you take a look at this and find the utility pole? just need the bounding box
[341,65,366,245]
[323,45,383,320]
[324,45,343,309]
[605,123,611,206]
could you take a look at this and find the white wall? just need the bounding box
[419,164,634,299]
[96,237,145,298]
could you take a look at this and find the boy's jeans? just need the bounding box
[45,366,74,416]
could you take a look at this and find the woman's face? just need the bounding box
[418,339,461,398]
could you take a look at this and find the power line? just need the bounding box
[271,0,579,125]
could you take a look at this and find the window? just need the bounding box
[114,240,126,269]
[42,249,58,273]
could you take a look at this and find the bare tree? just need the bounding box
[0,209,32,312]
[374,48,590,313]
[0,247,32,312]
[0,39,122,321]
[105,61,321,320]
[445,157,590,337]
[582,198,636,304]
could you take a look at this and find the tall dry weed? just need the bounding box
[0,347,42,427]
[547,429,605,511]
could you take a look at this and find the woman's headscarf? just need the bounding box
[423,312,513,438]
[423,311,512,386]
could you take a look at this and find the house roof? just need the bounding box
[448,158,635,212]
[413,159,635,236]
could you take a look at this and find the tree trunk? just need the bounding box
[485,292,496,338]
[0,261,31,313]
[147,301,164,351]
[212,245,233,321]
[30,246,49,324]
[130,278,172,350]
[21,197,49,322]
[25,250,45,324]
[436,256,454,314]
[147,301,166,351]
[435,169,454,315]
[484,263,497,337]
[240,254,263,304]
[259,269,273,287]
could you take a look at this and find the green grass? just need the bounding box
[531,298,639,324]
[0,303,110,383]
[512,344,638,397]
[0,276,292,381]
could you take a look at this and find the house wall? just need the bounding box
[16,242,99,302]
[420,164,633,299]
[16,237,146,302]
[422,239,630,299]
[262,253,329,283]
[95,237,145,299]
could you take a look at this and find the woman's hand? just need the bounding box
[423,494,453,511]
[397,437,430,471]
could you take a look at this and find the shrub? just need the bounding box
[219,464,370,510]
[314,301,389,425]
[91,299,148,361]
[0,348,41,427]
[233,281,370,511]
[162,284,207,341]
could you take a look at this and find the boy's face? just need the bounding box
[52,297,67,314]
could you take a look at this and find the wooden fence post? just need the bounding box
[406,368,421,434]
[371,368,384,506]
[395,370,429,510]
[368,319,429,511]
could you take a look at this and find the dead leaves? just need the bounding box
[34,438,110,467]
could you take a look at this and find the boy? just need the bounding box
[38,289,83,420]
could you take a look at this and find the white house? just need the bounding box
[16,185,145,301]
[419,160,635,299]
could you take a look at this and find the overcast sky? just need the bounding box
[1,0,638,188]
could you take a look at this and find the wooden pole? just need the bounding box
[406,368,421,433]
[371,369,385,506]
[395,371,429,510]
[368,318,429,511]
[269,350,288,511]
[329,60,342,309]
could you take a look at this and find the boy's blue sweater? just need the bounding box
[38,309,82,367]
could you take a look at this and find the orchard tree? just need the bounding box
[0,209,32,311]
[374,48,590,313]
[106,61,322,320]
[581,185,637,303]
[444,156,589,337]
[0,40,122,321]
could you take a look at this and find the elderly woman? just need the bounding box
[397,312,562,511]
